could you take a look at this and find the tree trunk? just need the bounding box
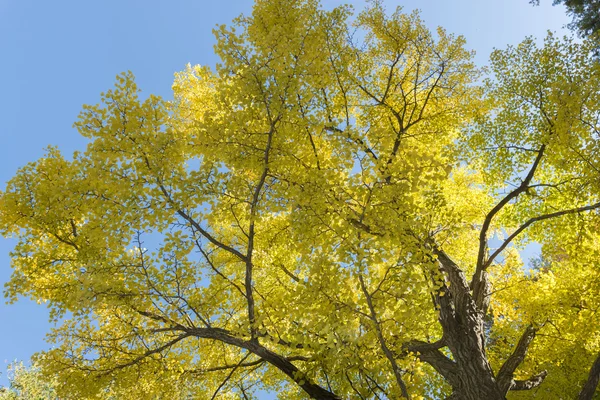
[444,319,505,400]
[450,371,505,400]
[430,249,528,400]
[579,353,600,400]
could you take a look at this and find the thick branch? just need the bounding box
[510,370,548,391]
[486,201,600,269]
[404,340,458,386]
[188,327,340,400]
[474,145,545,289]
[405,339,445,354]
[497,325,537,394]
[432,248,471,304]
[471,146,547,312]
[134,308,336,399]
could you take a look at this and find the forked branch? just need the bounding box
[497,325,537,394]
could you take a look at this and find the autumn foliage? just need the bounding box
[2,0,600,399]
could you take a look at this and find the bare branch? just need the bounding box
[100,333,191,375]
[197,242,247,299]
[155,181,248,262]
[324,126,379,162]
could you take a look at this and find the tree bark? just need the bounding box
[426,250,504,399]
[429,249,543,400]
[579,353,600,400]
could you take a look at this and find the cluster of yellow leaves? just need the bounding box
[2,0,600,399]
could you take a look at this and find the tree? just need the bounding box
[531,0,600,39]
[2,0,600,398]
[0,362,57,400]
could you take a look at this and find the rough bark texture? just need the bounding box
[496,325,537,394]
[579,353,600,400]
[432,249,506,400]
[425,249,547,399]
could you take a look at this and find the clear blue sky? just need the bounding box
[0,0,570,389]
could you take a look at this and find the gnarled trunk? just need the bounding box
[410,249,544,400]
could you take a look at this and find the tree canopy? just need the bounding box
[531,0,600,39]
[2,0,600,399]
[0,362,57,400]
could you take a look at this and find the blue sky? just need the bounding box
[0,0,570,389]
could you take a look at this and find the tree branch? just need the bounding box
[473,145,546,304]
[156,181,248,262]
[404,339,445,354]
[404,341,458,386]
[245,120,277,339]
[486,201,600,269]
[190,358,265,374]
[358,275,410,399]
[99,333,192,375]
[510,370,548,391]
[432,248,471,304]
[187,327,340,399]
[210,352,252,400]
[176,208,248,262]
[324,126,379,162]
[497,325,537,394]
